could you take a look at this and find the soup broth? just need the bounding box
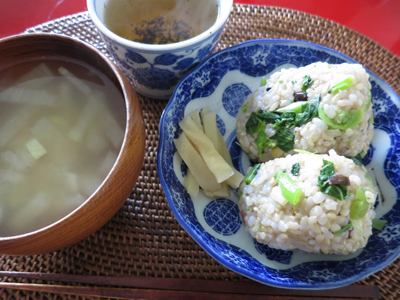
[0,58,126,236]
[103,0,219,44]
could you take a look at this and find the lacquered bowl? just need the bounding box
[0,33,145,255]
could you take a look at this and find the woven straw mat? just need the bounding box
[1,4,399,300]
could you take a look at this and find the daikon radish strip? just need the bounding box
[174,132,220,191]
[0,169,22,184]
[0,183,11,198]
[8,193,48,233]
[0,106,39,147]
[80,175,103,198]
[13,77,55,89]
[68,96,99,142]
[17,63,53,83]
[15,147,34,168]
[26,137,47,160]
[47,114,70,132]
[190,110,203,131]
[202,111,219,148]
[58,66,92,96]
[1,150,28,171]
[179,117,234,183]
[99,102,125,148]
[0,87,56,106]
[30,116,64,143]
[203,183,230,199]
[53,172,79,192]
[184,169,199,198]
[99,150,118,177]
[53,193,85,214]
[64,173,79,192]
[85,128,108,155]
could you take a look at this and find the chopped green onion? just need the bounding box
[294,149,320,156]
[241,105,247,113]
[275,170,303,205]
[260,77,267,87]
[350,189,369,219]
[333,221,352,234]
[328,77,354,94]
[372,219,387,231]
[318,106,363,130]
[291,80,297,85]
[238,190,243,197]
[276,101,305,113]
[355,150,365,159]
[302,75,314,93]
[279,80,284,84]
[244,164,261,184]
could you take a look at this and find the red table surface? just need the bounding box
[0,0,399,57]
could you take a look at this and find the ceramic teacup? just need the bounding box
[87,0,233,99]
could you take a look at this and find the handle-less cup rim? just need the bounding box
[87,0,233,51]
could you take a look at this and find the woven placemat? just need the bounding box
[1,5,399,300]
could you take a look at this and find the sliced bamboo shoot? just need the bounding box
[203,183,230,199]
[184,168,199,198]
[200,106,211,132]
[224,169,244,189]
[179,117,234,183]
[174,132,220,191]
[190,110,203,131]
[216,131,244,188]
[202,111,219,148]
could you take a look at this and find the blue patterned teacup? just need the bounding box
[87,0,233,99]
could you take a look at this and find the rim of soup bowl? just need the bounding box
[86,0,233,52]
[0,33,145,255]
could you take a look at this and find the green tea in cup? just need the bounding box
[103,0,219,44]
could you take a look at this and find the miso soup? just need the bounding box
[0,58,126,236]
[104,0,219,44]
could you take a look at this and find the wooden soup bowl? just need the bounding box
[0,33,145,255]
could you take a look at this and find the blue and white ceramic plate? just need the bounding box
[157,39,400,289]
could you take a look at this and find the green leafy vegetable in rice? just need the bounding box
[236,62,374,162]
